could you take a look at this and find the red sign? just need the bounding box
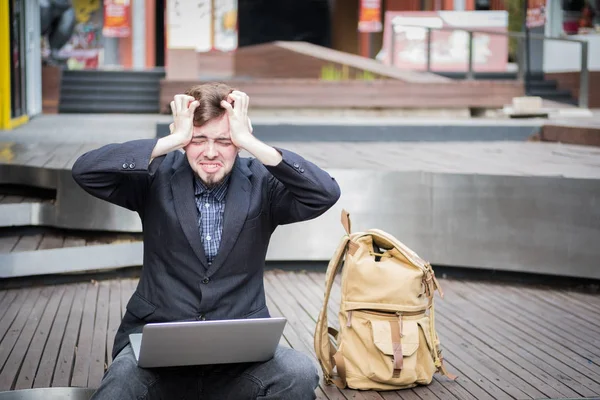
[358,0,382,33]
[526,0,546,28]
[103,0,131,37]
[382,11,509,73]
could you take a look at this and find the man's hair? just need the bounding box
[185,82,235,127]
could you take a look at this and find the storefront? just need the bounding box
[1,0,42,130]
[40,0,163,70]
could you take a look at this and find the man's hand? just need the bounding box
[220,91,254,149]
[221,90,282,166]
[170,94,200,147]
[150,95,199,161]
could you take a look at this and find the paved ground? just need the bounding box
[1,111,599,144]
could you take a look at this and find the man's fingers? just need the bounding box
[170,101,176,116]
[230,91,249,113]
[220,100,233,114]
[169,123,175,133]
[189,100,200,114]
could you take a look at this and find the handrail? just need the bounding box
[389,23,590,108]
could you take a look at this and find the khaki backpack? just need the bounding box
[314,210,456,391]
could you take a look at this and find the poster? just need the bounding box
[382,11,509,72]
[48,0,104,69]
[167,0,212,51]
[526,0,546,28]
[213,0,238,51]
[358,0,382,33]
[103,0,131,37]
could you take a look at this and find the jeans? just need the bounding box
[90,344,320,400]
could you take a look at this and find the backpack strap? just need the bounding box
[429,299,458,380]
[314,211,353,389]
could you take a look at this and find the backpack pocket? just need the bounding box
[340,309,436,389]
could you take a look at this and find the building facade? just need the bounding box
[1,0,597,129]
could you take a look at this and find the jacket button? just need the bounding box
[198,314,206,321]
[293,162,299,169]
[299,168,305,173]
[202,278,210,284]
[122,163,128,169]
[129,163,135,169]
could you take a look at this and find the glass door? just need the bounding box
[9,0,26,119]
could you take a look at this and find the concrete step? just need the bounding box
[0,226,142,278]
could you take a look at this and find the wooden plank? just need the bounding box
[0,289,41,371]
[26,142,65,168]
[14,286,65,390]
[432,301,568,399]
[12,234,43,252]
[62,237,87,248]
[121,279,136,318]
[64,143,104,170]
[0,292,7,312]
[434,286,583,399]
[555,290,600,317]
[71,282,100,387]
[433,325,540,399]
[515,286,600,333]
[43,143,86,170]
[265,272,383,400]
[0,236,19,254]
[106,280,122,367]
[0,287,50,390]
[294,272,339,330]
[501,285,600,338]
[160,79,523,111]
[263,288,346,400]
[52,283,88,387]
[38,234,65,251]
[88,281,110,388]
[466,282,600,367]
[487,283,600,358]
[263,275,348,400]
[33,284,77,388]
[438,281,597,397]
[0,291,20,327]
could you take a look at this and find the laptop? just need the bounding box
[129,317,287,368]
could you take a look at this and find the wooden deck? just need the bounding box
[0,270,599,399]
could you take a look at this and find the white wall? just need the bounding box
[543,34,600,73]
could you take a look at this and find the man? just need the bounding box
[71,82,341,399]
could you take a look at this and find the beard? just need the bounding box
[197,170,231,189]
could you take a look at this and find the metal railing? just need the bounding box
[389,23,590,108]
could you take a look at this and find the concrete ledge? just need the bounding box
[0,242,143,279]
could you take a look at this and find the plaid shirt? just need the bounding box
[194,176,230,265]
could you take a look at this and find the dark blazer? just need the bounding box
[71,138,340,360]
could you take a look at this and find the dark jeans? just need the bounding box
[90,344,319,400]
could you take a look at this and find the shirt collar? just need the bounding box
[194,174,230,202]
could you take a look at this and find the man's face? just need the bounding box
[184,114,238,187]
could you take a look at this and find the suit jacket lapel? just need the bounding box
[171,156,209,269]
[207,158,251,276]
